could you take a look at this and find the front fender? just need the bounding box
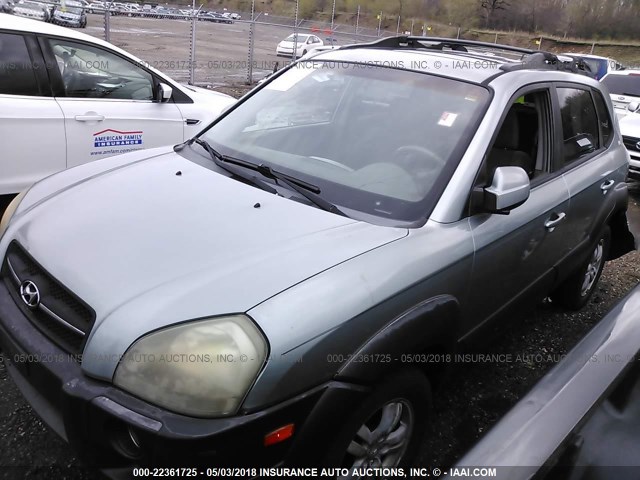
[337,295,460,384]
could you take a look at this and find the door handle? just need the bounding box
[600,179,615,194]
[544,212,566,232]
[75,114,105,122]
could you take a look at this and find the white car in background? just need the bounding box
[0,14,235,196]
[602,69,640,118]
[11,0,49,21]
[619,113,640,179]
[276,33,323,58]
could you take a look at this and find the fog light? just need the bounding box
[110,423,143,459]
[128,426,142,450]
[264,424,295,447]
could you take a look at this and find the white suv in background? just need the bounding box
[618,114,640,179]
[602,70,640,118]
[0,14,235,196]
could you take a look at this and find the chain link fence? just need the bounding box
[10,1,463,86]
[8,1,640,89]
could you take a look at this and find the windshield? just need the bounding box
[200,61,490,223]
[285,34,309,42]
[603,75,640,97]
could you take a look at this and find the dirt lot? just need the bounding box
[83,14,363,87]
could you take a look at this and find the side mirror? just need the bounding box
[484,166,530,213]
[627,101,640,113]
[156,82,172,102]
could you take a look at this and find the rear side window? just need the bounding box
[0,33,39,96]
[557,88,599,165]
[592,90,613,147]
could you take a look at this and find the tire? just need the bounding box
[322,369,431,473]
[552,226,611,310]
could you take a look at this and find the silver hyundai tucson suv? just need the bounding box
[0,36,635,474]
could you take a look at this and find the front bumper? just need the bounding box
[53,17,82,26]
[0,278,367,470]
[276,47,299,57]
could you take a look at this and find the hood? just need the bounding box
[178,84,235,109]
[619,112,640,137]
[174,85,236,131]
[279,40,301,47]
[5,150,407,378]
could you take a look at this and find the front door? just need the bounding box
[42,36,185,168]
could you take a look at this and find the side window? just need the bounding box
[592,90,613,147]
[556,88,599,165]
[486,90,551,180]
[46,38,153,100]
[0,33,40,96]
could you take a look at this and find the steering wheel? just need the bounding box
[308,156,355,172]
[393,145,444,169]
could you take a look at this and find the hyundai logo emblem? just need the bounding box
[19,280,41,309]
[636,141,640,151]
[619,96,626,101]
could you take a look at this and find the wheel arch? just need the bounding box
[336,294,460,390]
[607,207,636,260]
[283,295,460,466]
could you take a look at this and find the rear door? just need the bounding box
[0,31,65,195]
[555,85,625,276]
[40,36,185,168]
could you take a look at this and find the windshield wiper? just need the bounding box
[191,138,277,195]
[255,163,346,216]
[184,138,345,216]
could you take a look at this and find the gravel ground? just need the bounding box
[0,176,638,478]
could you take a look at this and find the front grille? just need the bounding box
[622,135,640,152]
[1,242,95,354]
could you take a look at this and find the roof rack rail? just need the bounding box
[339,36,537,55]
[338,35,593,77]
[499,51,593,76]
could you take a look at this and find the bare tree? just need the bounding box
[479,0,510,27]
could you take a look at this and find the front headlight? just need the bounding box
[0,190,27,240]
[113,315,268,417]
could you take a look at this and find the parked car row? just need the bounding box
[84,1,240,20]
[2,0,241,21]
[7,0,86,26]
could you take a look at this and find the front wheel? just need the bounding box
[552,226,610,310]
[322,369,431,476]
